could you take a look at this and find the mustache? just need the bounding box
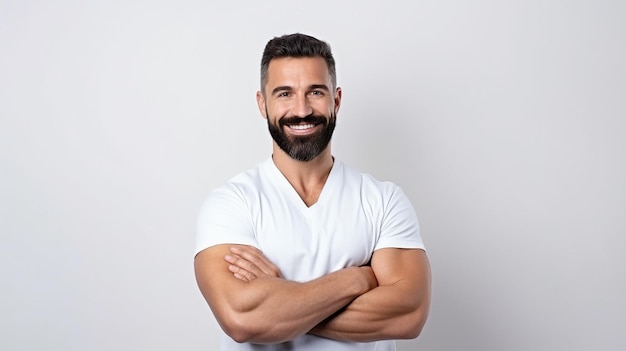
[279,115,327,126]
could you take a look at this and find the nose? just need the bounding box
[292,94,313,117]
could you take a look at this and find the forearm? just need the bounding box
[211,265,376,344]
[309,281,428,342]
[310,249,431,342]
[204,246,431,343]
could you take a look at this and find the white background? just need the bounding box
[1,1,625,350]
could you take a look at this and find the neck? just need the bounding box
[271,144,334,206]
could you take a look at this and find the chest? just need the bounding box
[251,199,379,281]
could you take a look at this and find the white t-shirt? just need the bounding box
[196,158,425,351]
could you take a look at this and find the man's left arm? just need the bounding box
[309,247,431,342]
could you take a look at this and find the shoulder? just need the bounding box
[336,160,404,199]
[195,160,273,255]
[197,159,273,223]
[335,160,423,247]
[335,160,418,223]
[206,158,273,202]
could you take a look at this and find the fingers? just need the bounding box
[225,253,261,281]
[224,245,282,281]
[230,246,281,277]
[225,256,255,282]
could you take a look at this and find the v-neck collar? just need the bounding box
[264,157,341,210]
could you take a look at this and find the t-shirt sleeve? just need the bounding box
[195,185,258,256]
[375,185,425,251]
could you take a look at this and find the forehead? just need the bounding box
[265,57,331,89]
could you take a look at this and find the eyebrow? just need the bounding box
[271,86,292,95]
[271,84,331,96]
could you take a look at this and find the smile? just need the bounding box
[288,123,316,130]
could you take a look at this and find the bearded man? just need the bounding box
[194,33,431,351]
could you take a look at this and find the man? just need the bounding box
[194,33,431,350]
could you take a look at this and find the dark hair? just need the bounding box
[260,33,336,92]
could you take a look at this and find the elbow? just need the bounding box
[400,321,425,340]
[220,313,259,343]
[227,328,253,344]
[220,313,293,344]
[230,331,254,344]
[393,307,429,340]
[393,320,426,340]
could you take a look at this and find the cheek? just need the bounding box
[268,104,290,119]
[309,101,333,116]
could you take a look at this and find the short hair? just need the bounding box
[260,33,336,93]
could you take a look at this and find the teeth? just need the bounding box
[289,124,315,130]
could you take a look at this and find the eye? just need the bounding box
[310,90,324,96]
[277,91,290,98]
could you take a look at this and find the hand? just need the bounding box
[360,265,378,291]
[224,245,283,282]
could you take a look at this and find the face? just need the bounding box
[257,57,342,162]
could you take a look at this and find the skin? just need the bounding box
[194,56,431,344]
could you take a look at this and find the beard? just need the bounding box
[267,110,336,162]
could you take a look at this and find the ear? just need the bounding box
[333,87,342,114]
[256,91,267,119]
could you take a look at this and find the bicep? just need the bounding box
[194,244,255,318]
[371,248,431,294]
[371,248,431,335]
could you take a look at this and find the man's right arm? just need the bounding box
[194,244,377,344]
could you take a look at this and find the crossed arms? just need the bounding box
[194,244,431,344]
